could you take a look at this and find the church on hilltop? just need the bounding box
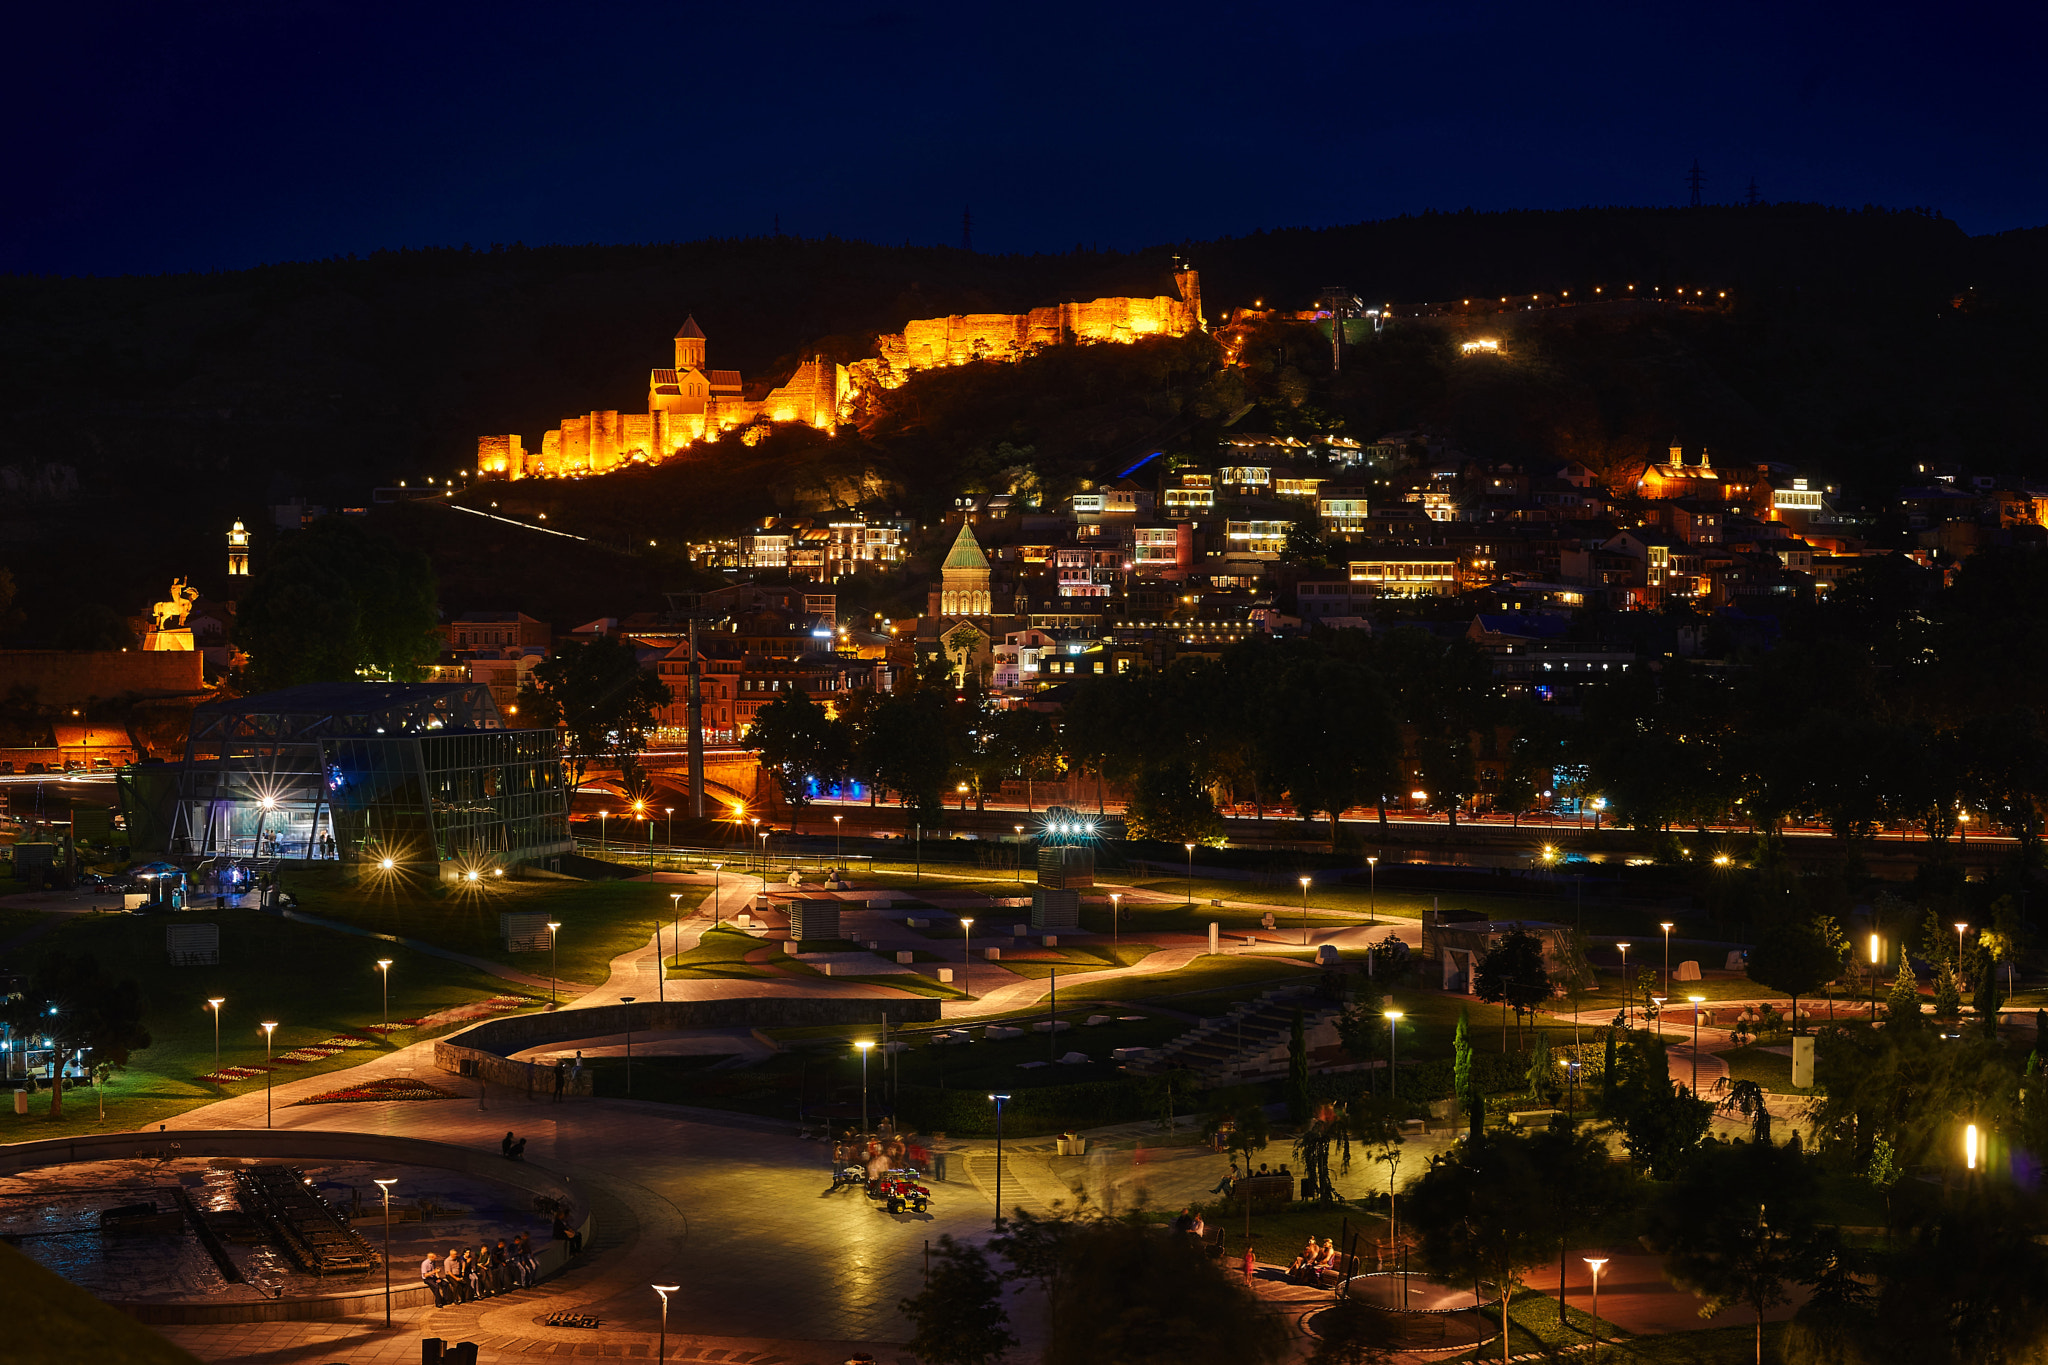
[476,316,846,479]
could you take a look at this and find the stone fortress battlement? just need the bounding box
[478,269,1202,480]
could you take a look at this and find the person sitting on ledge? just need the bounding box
[1287,1237,1321,1280]
[513,1232,537,1285]
[420,1252,454,1306]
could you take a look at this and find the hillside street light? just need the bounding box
[989,1093,1011,1232]
[373,1178,397,1325]
[1616,944,1631,1028]
[375,958,392,1031]
[652,1284,681,1362]
[1366,855,1378,926]
[1687,995,1704,1093]
[1299,876,1312,946]
[547,922,562,1006]
[1660,922,1675,995]
[1385,1009,1403,1098]
[260,1022,277,1127]
[1185,842,1196,904]
[1584,1257,1609,1356]
[206,998,225,1092]
[856,1039,874,1133]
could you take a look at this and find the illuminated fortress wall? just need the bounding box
[848,269,1203,397]
[477,271,1199,480]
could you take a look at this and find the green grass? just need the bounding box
[1718,1043,1813,1096]
[665,925,779,980]
[1440,1288,1626,1362]
[0,906,59,946]
[1039,955,1317,1014]
[280,866,707,984]
[1183,1195,1389,1259]
[2,907,532,1142]
[1000,943,1160,980]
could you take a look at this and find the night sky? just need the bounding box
[8,1,2044,278]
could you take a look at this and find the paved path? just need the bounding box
[278,907,587,995]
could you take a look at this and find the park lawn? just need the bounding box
[2,907,533,1142]
[1000,943,1160,980]
[665,925,777,980]
[1587,1323,1788,1364]
[0,905,59,945]
[279,866,707,985]
[1717,1043,1814,1097]
[1571,972,1794,1007]
[1440,1287,1628,1362]
[1043,954,1320,1015]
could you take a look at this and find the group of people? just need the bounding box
[1287,1237,1343,1285]
[1208,1159,1295,1197]
[418,1237,538,1305]
[499,1131,529,1160]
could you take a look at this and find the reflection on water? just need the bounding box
[0,1157,551,1303]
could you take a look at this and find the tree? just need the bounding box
[237,518,439,690]
[1610,1030,1711,1176]
[1871,1185,2048,1364]
[1525,1123,1630,1326]
[1746,914,1847,1032]
[1646,1138,1830,1365]
[898,1234,1015,1365]
[1524,1031,1560,1107]
[1336,975,1386,1089]
[1404,1135,1556,1365]
[1122,761,1224,844]
[516,635,671,790]
[855,688,953,825]
[1969,942,2003,1038]
[1474,926,1551,1051]
[1203,1097,1270,1174]
[743,691,848,815]
[1885,950,1924,1030]
[1452,1006,1473,1109]
[1039,1220,1288,1365]
[1932,962,1963,1021]
[1716,1077,1774,1143]
[2,952,150,1119]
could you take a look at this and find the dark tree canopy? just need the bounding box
[2,952,150,1119]
[514,634,671,785]
[237,518,440,691]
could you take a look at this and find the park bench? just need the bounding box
[1508,1109,1562,1132]
[1236,1174,1294,1204]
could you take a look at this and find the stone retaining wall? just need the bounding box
[0,1130,592,1325]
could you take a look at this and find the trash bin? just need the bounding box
[12,1090,25,1115]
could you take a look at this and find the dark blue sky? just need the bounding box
[7,1,2043,277]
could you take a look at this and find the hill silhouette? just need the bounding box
[2,204,2046,635]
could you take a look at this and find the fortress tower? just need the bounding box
[227,520,249,577]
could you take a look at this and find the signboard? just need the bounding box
[166,923,220,967]
[501,912,553,953]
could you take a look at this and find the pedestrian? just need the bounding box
[501,1131,515,1158]
[553,1059,565,1103]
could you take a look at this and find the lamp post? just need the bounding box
[711,863,724,926]
[1365,855,1377,926]
[206,998,225,1092]
[957,782,969,812]
[1956,922,1969,988]
[1184,842,1196,905]
[599,810,608,855]
[1583,1257,1608,1356]
[260,1022,277,1127]
[1299,876,1312,947]
[856,1039,874,1133]
[1966,1122,1980,1172]
[664,806,674,849]
[1014,825,1024,882]
[1660,922,1674,996]
[989,1093,1011,1232]
[1616,944,1630,1029]
[1110,893,1122,959]
[669,893,684,982]
[373,1178,397,1325]
[547,922,562,1007]
[1386,1009,1403,1098]
[653,919,665,1002]
[619,996,636,1095]
[652,1284,681,1362]
[750,817,760,871]
[834,814,844,872]
[961,917,975,999]
[375,958,392,1031]
[1687,995,1704,1093]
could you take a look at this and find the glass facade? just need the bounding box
[157,683,571,869]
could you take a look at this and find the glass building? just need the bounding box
[130,682,572,873]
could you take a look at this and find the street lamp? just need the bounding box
[1014,825,1024,882]
[1184,842,1196,905]
[750,817,760,871]
[1956,922,1969,987]
[1386,1009,1403,1098]
[1583,1257,1608,1356]
[1660,922,1674,996]
[856,1040,874,1133]
[1687,995,1704,1093]
[957,782,970,811]
[1299,876,1312,946]
[664,806,674,848]
[1616,944,1630,1029]
[834,814,844,871]
[1110,893,1122,959]
[619,996,636,1095]
[375,958,392,1031]
[599,810,609,854]
[961,917,975,998]
[260,1022,277,1128]
[547,922,562,1006]
[653,918,665,1003]
[373,1178,397,1325]
[1966,1122,1980,1172]
[206,998,225,1092]
[989,1093,1011,1232]
[669,893,685,978]
[1365,855,1378,926]
[1869,933,1882,1018]
[711,863,724,926]
[652,1284,681,1362]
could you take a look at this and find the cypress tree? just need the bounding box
[1933,962,1963,1021]
[1454,1007,1474,1131]
[1885,951,1923,1030]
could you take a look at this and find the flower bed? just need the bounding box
[291,1077,458,1105]
[197,1066,267,1083]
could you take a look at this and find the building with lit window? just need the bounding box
[121,682,572,875]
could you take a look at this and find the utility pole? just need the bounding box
[1687,159,1705,207]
